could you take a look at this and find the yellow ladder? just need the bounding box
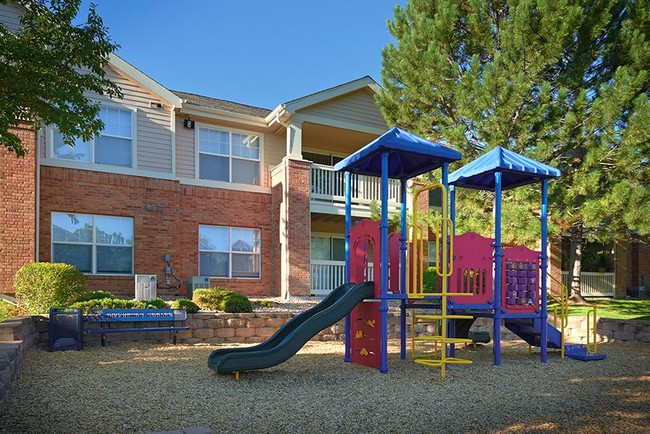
[547,272,568,359]
[408,183,472,378]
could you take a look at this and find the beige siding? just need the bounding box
[175,117,195,178]
[0,3,23,33]
[94,66,174,173]
[264,133,285,170]
[297,89,387,130]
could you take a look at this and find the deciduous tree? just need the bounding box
[0,0,121,156]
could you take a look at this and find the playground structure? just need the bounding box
[208,127,605,379]
[335,128,605,376]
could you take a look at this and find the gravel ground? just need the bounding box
[0,340,648,434]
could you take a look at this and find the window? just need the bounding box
[199,226,261,278]
[198,127,260,185]
[52,106,134,167]
[52,212,133,274]
[311,236,346,261]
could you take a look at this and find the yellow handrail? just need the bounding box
[408,182,471,378]
[586,306,598,354]
[546,272,568,359]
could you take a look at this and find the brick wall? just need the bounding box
[39,166,275,297]
[0,123,37,294]
[285,158,311,296]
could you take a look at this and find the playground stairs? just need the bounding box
[504,318,606,361]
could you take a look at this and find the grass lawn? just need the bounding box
[550,298,650,320]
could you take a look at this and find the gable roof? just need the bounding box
[334,127,462,178]
[448,146,561,191]
[172,90,271,118]
[109,54,183,108]
[283,76,381,112]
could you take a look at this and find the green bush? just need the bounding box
[255,300,274,308]
[220,293,253,313]
[192,288,235,310]
[74,290,115,303]
[142,298,168,309]
[0,300,30,322]
[422,267,439,294]
[14,263,86,314]
[71,298,145,313]
[170,298,200,313]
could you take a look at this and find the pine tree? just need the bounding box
[378,0,650,301]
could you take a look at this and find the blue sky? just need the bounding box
[78,1,404,110]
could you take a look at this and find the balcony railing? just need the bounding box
[311,260,373,295]
[561,271,615,297]
[310,164,402,213]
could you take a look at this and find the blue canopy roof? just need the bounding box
[448,146,561,191]
[333,127,462,178]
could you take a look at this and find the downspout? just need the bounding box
[35,128,41,262]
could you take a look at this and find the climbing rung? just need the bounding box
[415,314,474,320]
[424,292,474,297]
[414,336,472,344]
[414,357,473,367]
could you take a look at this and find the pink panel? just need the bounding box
[449,232,495,305]
[502,245,540,314]
[388,233,401,294]
[349,219,400,298]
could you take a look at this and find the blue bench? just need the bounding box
[85,308,189,346]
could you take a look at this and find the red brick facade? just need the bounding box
[39,166,274,297]
[0,123,37,294]
[615,238,649,297]
[271,158,311,297]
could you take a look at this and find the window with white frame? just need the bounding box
[52,105,134,167]
[198,126,260,185]
[199,225,261,278]
[51,212,134,274]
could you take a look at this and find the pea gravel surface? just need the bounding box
[0,340,648,434]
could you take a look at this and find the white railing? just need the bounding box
[561,271,615,297]
[310,164,402,211]
[311,260,373,295]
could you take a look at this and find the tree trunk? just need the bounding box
[568,225,589,304]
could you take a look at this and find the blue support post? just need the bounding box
[493,172,503,366]
[540,179,549,363]
[400,177,408,360]
[344,171,352,363]
[379,152,389,373]
[450,185,456,234]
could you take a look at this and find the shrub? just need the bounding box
[170,298,200,313]
[142,298,168,309]
[220,293,253,313]
[14,263,86,314]
[422,267,439,294]
[255,300,274,308]
[71,298,145,313]
[192,288,235,310]
[0,300,30,322]
[74,290,115,303]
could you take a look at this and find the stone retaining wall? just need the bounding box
[0,315,46,410]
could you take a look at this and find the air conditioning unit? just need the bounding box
[188,276,211,298]
[135,274,157,301]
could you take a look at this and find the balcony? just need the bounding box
[311,260,374,295]
[310,164,402,216]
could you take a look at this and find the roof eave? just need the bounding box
[109,53,183,108]
[178,104,268,128]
